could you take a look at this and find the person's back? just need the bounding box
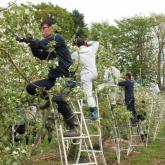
[79,45,97,74]
[72,40,99,77]
[71,38,99,120]
[118,72,137,125]
[123,79,134,103]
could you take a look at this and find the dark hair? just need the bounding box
[40,17,56,27]
[75,38,85,47]
[125,72,132,79]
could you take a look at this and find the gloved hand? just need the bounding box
[14,33,24,42]
[14,33,29,43]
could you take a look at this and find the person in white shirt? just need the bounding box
[97,66,120,106]
[71,38,99,120]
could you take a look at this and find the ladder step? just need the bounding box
[129,144,144,147]
[89,134,100,137]
[69,163,97,165]
[63,135,89,140]
[74,112,82,115]
[81,149,103,153]
[63,134,100,140]
[85,118,100,122]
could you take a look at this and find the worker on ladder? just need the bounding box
[71,38,99,120]
[15,17,78,137]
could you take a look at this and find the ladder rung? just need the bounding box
[63,135,89,140]
[69,163,97,165]
[89,134,100,137]
[81,149,103,153]
[129,144,144,147]
[74,112,82,115]
[85,118,99,122]
[63,133,100,140]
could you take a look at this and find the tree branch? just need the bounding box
[0,0,17,12]
[0,47,30,83]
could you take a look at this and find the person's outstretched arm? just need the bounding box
[118,80,126,87]
[15,34,51,60]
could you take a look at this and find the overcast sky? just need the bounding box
[1,0,165,25]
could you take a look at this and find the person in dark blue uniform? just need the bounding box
[118,72,137,125]
[15,18,78,137]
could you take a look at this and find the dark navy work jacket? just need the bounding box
[118,79,135,103]
[27,33,72,68]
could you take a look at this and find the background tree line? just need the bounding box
[1,2,165,88]
[89,15,165,90]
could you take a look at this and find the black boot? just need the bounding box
[53,96,79,137]
[63,115,79,137]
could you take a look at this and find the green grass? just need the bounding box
[123,123,165,165]
[125,139,165,165]
[30,117,165,165]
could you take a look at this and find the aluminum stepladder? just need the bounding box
[145,96,164,149]
[106,93,129,164]
[126,121,145,155]
[152,103,165,141]
[127,95,165,153]
[146,95,165,142]
[83,93,107,165]
[105,86,144,163]
[58,98,98,165]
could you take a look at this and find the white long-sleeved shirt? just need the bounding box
[104,66,120,84]
[71,41,99,76]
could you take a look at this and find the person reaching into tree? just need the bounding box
[15,18,78,137]
[118,72,138,126]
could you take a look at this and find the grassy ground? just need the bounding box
[30,122,165,165]
[127,123,165,165]
[105,122,165,165]
[124,139,165,165]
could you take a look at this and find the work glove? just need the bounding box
[14,33,29,43]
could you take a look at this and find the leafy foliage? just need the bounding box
[33,2,75,40]
[71,9,88,38]
[89,15,165,86]
[1,2,165,164]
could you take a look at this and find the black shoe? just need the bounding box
[63,128,79,137]
[39,101,50,110]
